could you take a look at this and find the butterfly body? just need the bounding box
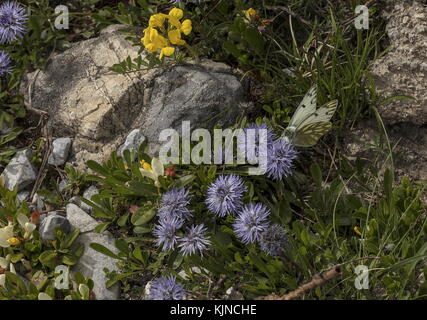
[281,86,338,147]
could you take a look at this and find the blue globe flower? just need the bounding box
[259,224,289,256]
[178,224,211,256]
[149,276,185,300]
[233,202,270,244]
[266,139,298,180]
[206,174,247,217]
[158,187,193,221]
[0,1,28,44]
[153,216,183,251]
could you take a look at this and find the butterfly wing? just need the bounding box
[283,86,338,147]
[293,121,332,147]
[288,85,318,128]
[298,99,338,127]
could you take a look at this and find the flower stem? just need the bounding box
[184,43,200,64]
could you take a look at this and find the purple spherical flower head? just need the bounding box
[259,224,289,256]
[239,122,276,163]
[233,202,270,244]
[149,276,186,300]
[266,139,298,180]
[158,187,193,221]
[178,224,211,256]
[0,50,12,76]
[206,174,247,217]
[0,1,28,44]
[153,216,183,251]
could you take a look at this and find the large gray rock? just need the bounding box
[73,231,121,300]
[20,25,253,168]
[370,0,427,126]
[0,149,37,191]
[48,137,72,166]
[66,203,98,233]
[346,0,427,181]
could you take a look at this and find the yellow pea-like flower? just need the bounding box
[149,30,168,50]
[245,8,257,20]
[142,10,192,60]
[149,13,166,28]
[142,27,152,46]
[160,47,175,59]
[168,16,182,29]
[180,19,192,36]
[143,162,153,171]
[140,160,153,171]
[168,29,186,46]
[169,8,184,20]
[7,237,21,246]
[353,226,363,236]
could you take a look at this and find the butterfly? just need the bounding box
[281,86,338,147]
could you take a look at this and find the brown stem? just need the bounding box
[258,265,342,300]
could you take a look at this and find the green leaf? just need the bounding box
[105,272,137,288]
[174,174,196,187]
[10,253,24,263]
[90,243,122,260]
[127,181,158,197]
[63,228,80,248]
[79,284,90,300]
[131,208,156,226]
[115,238,130,254]
[133,226,151,234]
[95,222,110,233]
[117,213,129,227]
[86,160,110,177]
[38,250,58,267]
[384,168,394,204]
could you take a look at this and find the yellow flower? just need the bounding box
[149,28,167,48]
[160,47,175,59]
[169,8,184,20]
[180,19,192,36]
[142,27,152,45]
[143,10,191,59]
[7,237,20,246]
[139,157,165,187]
[353,226,363,236]
[168,29,186,45]
[142,27,157,52]
[168,16,182,29]
[149,13,166,28]
[140,160,152,171]
[245,8,257,20]
[142,27,169,52]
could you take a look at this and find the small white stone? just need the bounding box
[48,138,72,166]
[66,203,98,233]
[1,149,37,191]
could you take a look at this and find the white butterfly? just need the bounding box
[281,86,338,147]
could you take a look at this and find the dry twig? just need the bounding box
[258,265,342,300]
